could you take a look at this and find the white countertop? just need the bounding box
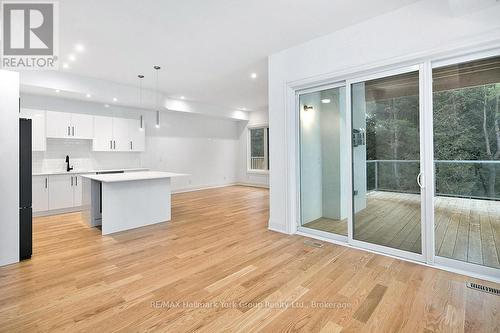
[81,171,188,183]
[32,168,149,176]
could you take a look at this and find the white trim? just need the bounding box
[246,169,269,175]
[33,206,83,217]
[422,60,435,264]
[286,35,500,91]
[268,223,289,234]
[297,227,347,243]
[171,183,238,194]
[434,256,500,284]
[431,47,500,69]
[234,182,269,189]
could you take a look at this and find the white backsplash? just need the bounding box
[32,138,143,173]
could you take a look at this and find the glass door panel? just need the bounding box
[351,70,422,254]
[299,86,348,236]
[433,56,500,269]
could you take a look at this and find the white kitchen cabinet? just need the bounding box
[47,174,84,210]
[19,108,46,151]
[93,116,114,151]
[128,119,145,152]
[73,174,83,207]
[46,111,94,139]
[48,174,74,210]
[46,111,72,138]
[33,176,49,212]
[113,118,130,151]
[71,113,94,139]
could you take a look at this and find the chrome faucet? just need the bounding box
[65,155,73,172]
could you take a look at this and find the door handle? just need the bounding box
[71,176,74,186]
[45,177,48,189]
[110,140,112,150]
[72,126,75,136]
[68,126,71,136]
[75,176,78,186]
[114,140,116,150]
[417,172,424,189]
[130,141,133,150]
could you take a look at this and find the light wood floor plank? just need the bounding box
[0,186,498,333]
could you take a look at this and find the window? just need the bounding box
[248,126,269,171]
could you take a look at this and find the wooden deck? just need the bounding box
[0,186,499,332]
[303,191,500,269]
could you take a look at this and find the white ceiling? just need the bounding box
[41,0,419,112]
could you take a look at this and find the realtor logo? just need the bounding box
[1,1,59,69]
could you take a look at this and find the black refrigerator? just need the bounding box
[19,118,32,260]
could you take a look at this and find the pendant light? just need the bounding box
[138,74,144,130]
[154,65,161,128]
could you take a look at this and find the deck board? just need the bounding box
[303,191,500,269]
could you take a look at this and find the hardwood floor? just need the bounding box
[303,191,500,268]
[0,186,498,332]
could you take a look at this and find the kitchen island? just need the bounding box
[81,171,187,235]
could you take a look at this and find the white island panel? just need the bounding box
[102,178,171,235]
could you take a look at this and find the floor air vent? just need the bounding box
[466,282,500,296]
[304,240,324,248]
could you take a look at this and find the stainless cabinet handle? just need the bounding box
[130,141,133,150]
[72,126,75,136]
[75,176,78,186]
[45,177,48,188]
[68,126,71,136]
[110,140,113,149]
[71,176,74,186]
[114,140,116,150]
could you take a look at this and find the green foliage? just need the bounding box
[365,83,500,199]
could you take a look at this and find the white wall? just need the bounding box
[0,70,20,266]
[21,93,242,192]
[268,0,500,233]
[141,112,240,192]
[236,110,270,187]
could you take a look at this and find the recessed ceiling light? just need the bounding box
[86,93,91,98]
[104,104,110,108]
[55,89,60,93]
[62,62,69,69]
[321,99,331,104]
[68,54,76,62]
[75,44,85,53]
[180,96,185,100]
[112,97,118,102]
[251,73,257,79]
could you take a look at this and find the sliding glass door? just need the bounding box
[296,52,500,278]
[350,68,424,257]
[433,55,500,270]
[299,85,348,237]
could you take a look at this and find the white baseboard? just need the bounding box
[171,183,237,194]
[234,182,269,189]
[34,206,83,217]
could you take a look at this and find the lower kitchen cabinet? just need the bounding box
[33,174,85,213]
[48,174,74,210]
[33,176,49,212]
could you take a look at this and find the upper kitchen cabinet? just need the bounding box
[19,108,46,151]
[93,116,145,152]
[46,111,94,139]
[112,117,130,151]
[128,119,146,152]
[93,115,114,151]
